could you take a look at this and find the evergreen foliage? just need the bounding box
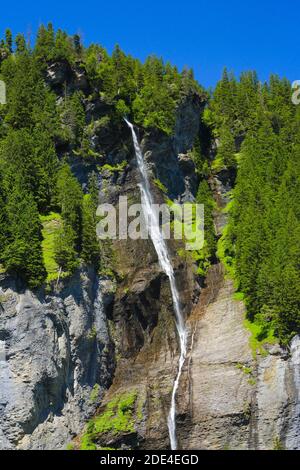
[3,181,46,287]
[81,194,100,267]
[209,69,300,344]
[0,24,298,346]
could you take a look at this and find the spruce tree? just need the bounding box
[15,34,26,54]
[56,163,83,240]
[3,182,46,288]
[5,29,12,53]
[81,194,100,267]
[54,223,79,273]
[73,34,82,55]
[216,125,236,169]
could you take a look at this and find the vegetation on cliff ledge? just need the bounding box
[0,25,299,345]
[80,390,139,450]
[209,69,300,345]
[0,24,204,287]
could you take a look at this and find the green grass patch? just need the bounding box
[235,363,252,375]
[211,153,239,173]
[211,155,225,172]
[247,378,257,386]
[80,433,97,450]
[66,443,75,450]
[80,390,139,450]
[243,317,277,359]
[40,212,62,282]
[233,291,245,301]
[101,161,127,174]
[153,178,168,194]
[89,383,100,403]
[222,195,234,214]
[166,198,209,275]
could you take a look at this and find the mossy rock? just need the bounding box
[80,390,143,450]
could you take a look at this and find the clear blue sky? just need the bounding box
[1,0,299,88]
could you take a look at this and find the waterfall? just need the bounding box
[125,119,187,450]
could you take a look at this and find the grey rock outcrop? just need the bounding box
[0,270,114,449]
[176,264,300,450]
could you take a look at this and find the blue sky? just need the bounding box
[0,0,298,88]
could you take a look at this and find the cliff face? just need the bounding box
[174,175,300,450]
[0,91,201,450]
[178,264,300,450]
[0,270,114,450]
[0,82,299,450]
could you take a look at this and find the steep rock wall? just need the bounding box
[0,270,114,449]
[176,264,300,450]
[1,87,299,451]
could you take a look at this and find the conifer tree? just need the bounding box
[216,125,236,169]
[81,194,100,267]
[5,29,12,53]
[88,172,99,208]
[0,172,8,262]
[196,179,216,258]
[34,23,56,67]
[15,33,26,54]
[54,223,79,273]
[56,163,83,251]
[62,91,86,144]
[73,34,82,56]
[3,182,46,288]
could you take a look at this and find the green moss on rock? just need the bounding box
[80,390,138,450]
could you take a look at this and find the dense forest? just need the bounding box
[207,69,300,345]
[0,24,203,287]
[0,24,299,346]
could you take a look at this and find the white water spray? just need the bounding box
[125,119,187,450]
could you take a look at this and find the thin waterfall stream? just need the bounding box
[125,119,187,450]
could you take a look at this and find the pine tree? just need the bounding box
[73,34,82,56]
[34,24,55,67]
[0,129,58,213]
[81,194,100,266]
[3,182,46,288]
[61,91,86,144]
[5,29,12,53]
[54,223,79,273]
[2,53,41,128]
[216,125,236,169]
[196,180,216,258]
[15,33,26,54]
[0,171,8,262]
[88,172,99,208]
[56,163,83,236]
[54,29,73,62]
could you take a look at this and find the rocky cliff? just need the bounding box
[0,269,115,449]
[0,73,299,450]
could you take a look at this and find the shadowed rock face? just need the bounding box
[139,94,204,202]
